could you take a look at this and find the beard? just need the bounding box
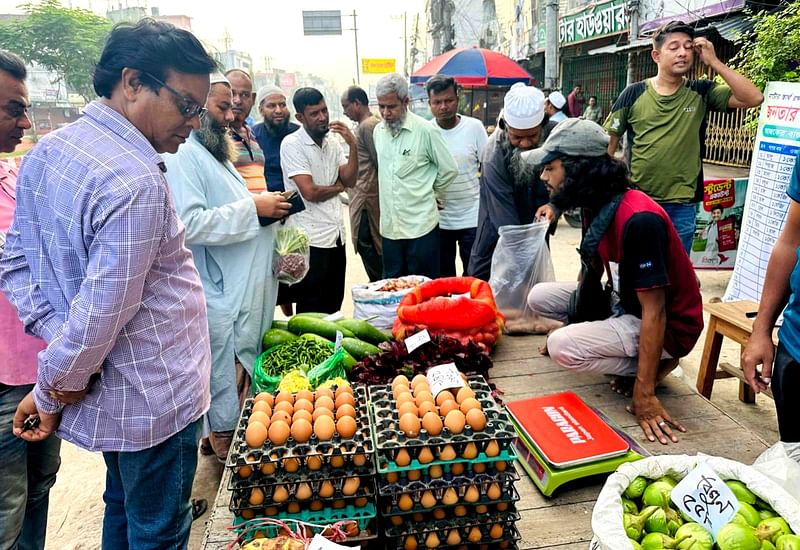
[196,116,237,163]
[385,111,407,137]
[264,117,290,135]
[496,130,539,191]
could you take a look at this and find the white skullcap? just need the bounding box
[210,73,230,86]
[548,91,567,110]
[257,85,286,104]
[502,83,545,129]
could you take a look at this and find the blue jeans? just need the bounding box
[659,202,697,255]
[0,384,61,550]
[101,419,201,550]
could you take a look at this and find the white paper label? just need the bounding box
[670,463,740,541]
[404,329,431,353]
[307,534,354,550]
[324,311,344,322]
[334,330,343,351]
[426,362,466,397]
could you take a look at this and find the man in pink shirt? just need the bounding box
[0,50,60,550]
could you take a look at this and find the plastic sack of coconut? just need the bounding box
[589,454,800,550]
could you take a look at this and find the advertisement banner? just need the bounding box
[690,178,747,270]
[361,58,397,74]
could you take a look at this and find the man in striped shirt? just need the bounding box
[0,20,216,548]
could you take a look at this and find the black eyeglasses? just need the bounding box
[141,72,207,119]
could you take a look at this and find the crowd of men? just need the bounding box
[3,16,799,550]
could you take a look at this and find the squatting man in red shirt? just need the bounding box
[525,119,704,445]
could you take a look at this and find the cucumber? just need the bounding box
[261,328,297,350]
[341,337,381,360]
[336,319,390,344]
[299,333,357,372]
[291,312,328,319]
[270,320,289,331]
[288,316,355,340]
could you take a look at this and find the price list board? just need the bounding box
[724,82,800,302]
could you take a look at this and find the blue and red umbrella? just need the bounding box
[411,47,533,87]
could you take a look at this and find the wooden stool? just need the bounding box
[696,300,775,403]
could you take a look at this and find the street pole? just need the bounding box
[352,11,361,85]
[626,0,640,86]
[544,0,559,90]
[404,12,409,77]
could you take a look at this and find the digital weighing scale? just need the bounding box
[506,392,648,496]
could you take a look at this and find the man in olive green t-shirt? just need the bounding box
[604,21,762,253]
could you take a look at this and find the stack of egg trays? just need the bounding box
[231,503,378,542]
[368,375,517,473]
[383,508,522,550]
[378,470,520,516]
[225,385,378,542]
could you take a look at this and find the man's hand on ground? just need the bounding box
[12,391,60,442]
[741,333,774,393]
[627,392,686,445]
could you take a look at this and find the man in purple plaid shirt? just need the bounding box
[0,20,216,548]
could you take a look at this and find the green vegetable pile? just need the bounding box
[621,476,798,550]
[257,338,333,376]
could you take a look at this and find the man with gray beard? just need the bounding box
[468,83,559,283]
[163,75,291,462]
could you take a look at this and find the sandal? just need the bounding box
[191,498,208,521]
[199,437,214,456]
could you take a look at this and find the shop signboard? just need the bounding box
[361,58,396,74]
[639,0,746,33]
[558,0,627,46]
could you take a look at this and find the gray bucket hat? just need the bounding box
[521,118,610,165]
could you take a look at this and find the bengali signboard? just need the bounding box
[559,0,627,46]
[361,58,396,74]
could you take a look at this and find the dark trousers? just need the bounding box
[773,343,800,442]
[281,241,346,314]
[357,211,383,283]
[383,226,441,279]
[440,227,476,277]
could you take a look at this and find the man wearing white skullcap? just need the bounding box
[252,84,300,193]
[468,82,559,282]
[545,90,568,123]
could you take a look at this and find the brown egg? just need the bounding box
[454,505,467,517]
[442,487,458,505]
[413,383,431,396]
[425,532,440,548]
[330,455,345,468]
[333,499,346,509]
[398,494,414,511]
[395,449,411,466]
[272,485,289,503]
[410,374,428,390]
[495,461,508,472]
[267,420,290,446]
[319,480,334,498]
[487,483,501,500]
[489,524,503,539]
[414,390,434,408]
[435,390,455,406]
[459,397,482,415]
[496,502,509,512]
[421,411,443,436]
[475,504,488,514]
[315,395,335,412]
[335,384,353,398]
[336,415,357,439]
[418,447,434,464]
[295,389,314,403]
[335,392,356,409]
[446,529,461,545]
[314,415,336,441]
[451,462,465,475]
[392,374,410,388]
[292,409,312,424]
[237,465,253,478]
[417,401,437,417]
[444,409,466,434]
[254,392,274,407]
[473,462,487,474]
[421,490,436,508]
[456,386,476,404]
[399,413,421,437]
[429,465,443,478]
[287,502,300,514]
[438,444,457,461]
[251,400,272,416]
[432,508,446,520]
[464,485,480,503]
[275,390,294,405]
[248,410,270,427]
[307,455,323,470]
[439,400,459,416]
[393,384,411,400]
[260,462,275,475]
[296,482,312,500]
[293,398,314,415]
[355,497,368,507]
[390,515,403,526]
[386,472,399,484]
[271,410,291,424]
[485,440,500,457]
[395,392,415,408]
[342,477,360,496]
[466,408,487,431]
[408,469,421,481]
[273,400,294,416]
[398,401,418,418]
[412,513,424,522]
[353,453,367,467]
[249,487,265,505]
[310,500,323,511]
[336,403,356,419]
[314,387,334,401]
[240,508,254,520]
[312,407,334,422]
[283,458,300,473]
[462,442,478,459]
[245,421,268,448]
[290,418,312,443]
[403,535,418,550]
[467,527,482,542]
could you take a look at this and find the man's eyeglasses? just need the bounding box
[141,72,207,119]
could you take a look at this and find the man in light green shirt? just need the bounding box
[374,73,457,278]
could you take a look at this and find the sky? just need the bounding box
[0,0,429,88]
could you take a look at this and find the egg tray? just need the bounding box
[229,457,376,488]
[378,459,516,486]
[383,501,515,526]
[227,386,373,470]
[385,524,521,550]
[382,506,520,538]
[380,484,520,517]
[232,502,378,543]
[378,468,518,497]
[374,434,518,474]
[228,476,377,513]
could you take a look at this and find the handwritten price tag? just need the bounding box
[307,534,353,550]
[426,362,466,397]
[404,329,431,353]
[670,463,740,541]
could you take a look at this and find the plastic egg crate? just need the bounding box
[379,482,520,516]
[230,453,375,484]
[383,506,520,537]
[227,386,373,471]
[386,524,521,550]
[378,459,516,486]
[228,475,377,514]
[232,503,378,542]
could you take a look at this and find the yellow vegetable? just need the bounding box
[277,370,310,393]
[316,377,349,390]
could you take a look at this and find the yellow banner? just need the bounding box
[361,58,396,74]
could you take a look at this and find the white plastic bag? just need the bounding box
[351,275,430,330]
[489,221,554,322]
[753,442,800,502]
[589,454,800,550]
[274,225,310,285]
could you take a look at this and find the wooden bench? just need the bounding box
[696,300,775,403]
